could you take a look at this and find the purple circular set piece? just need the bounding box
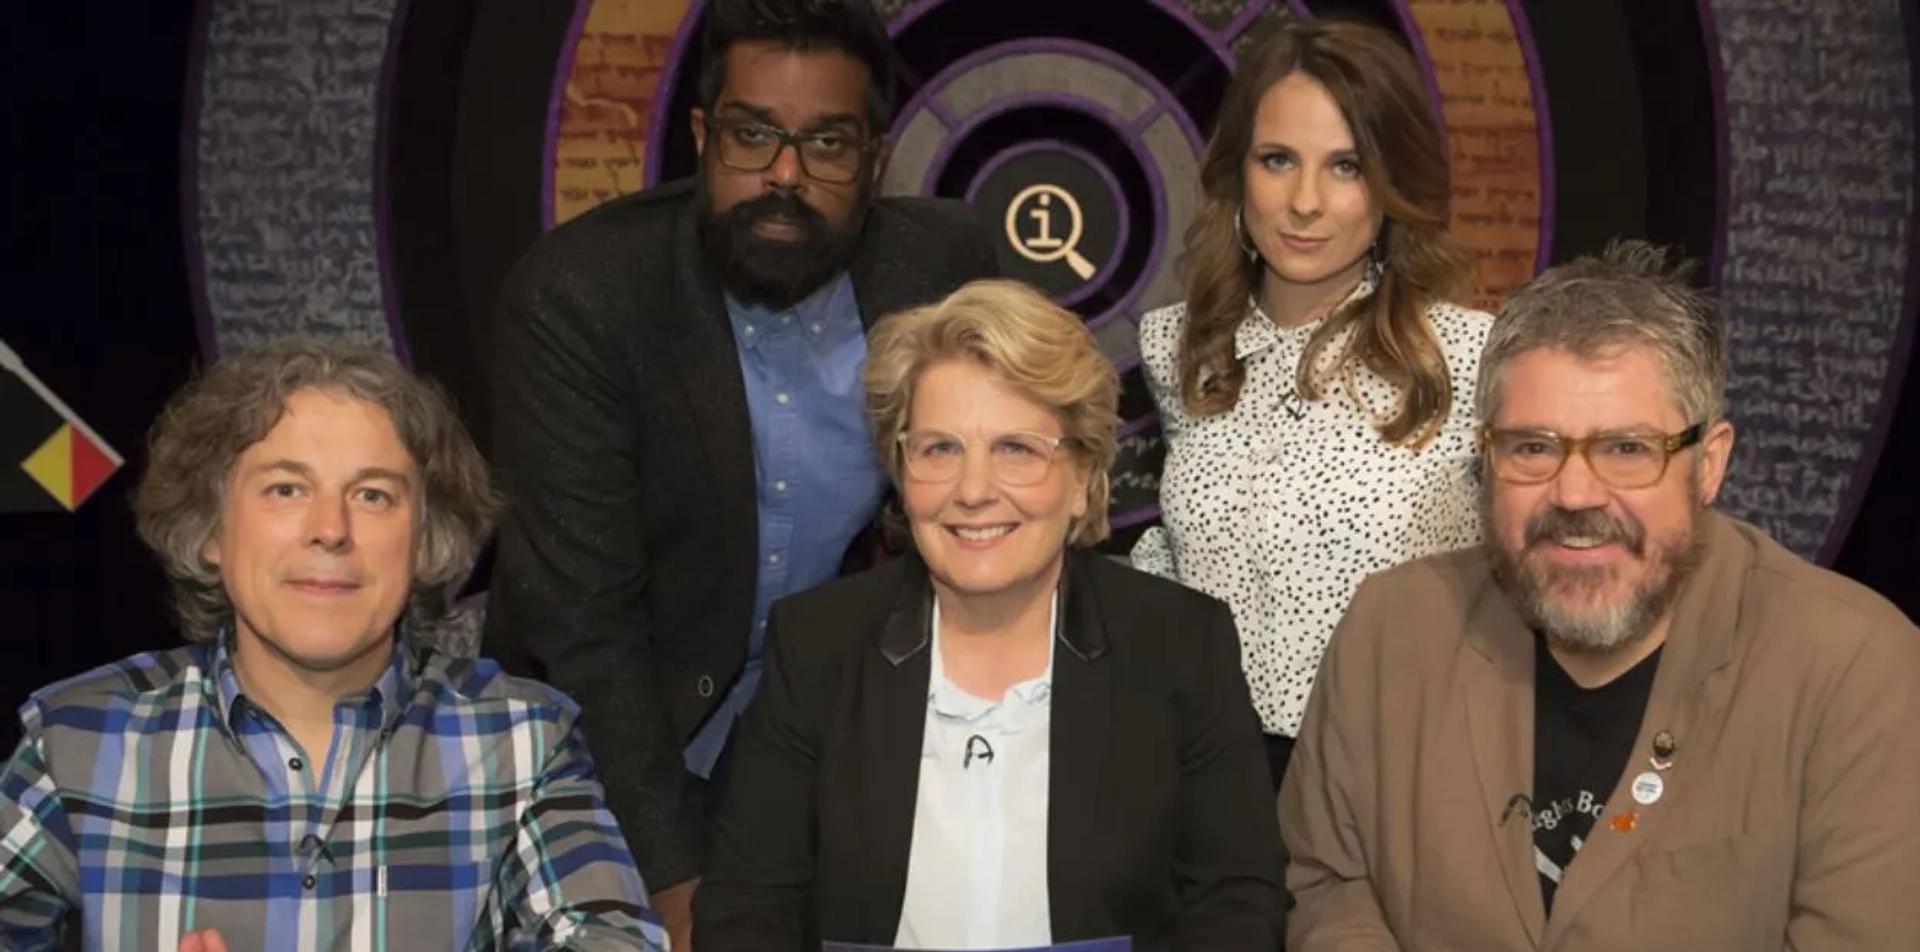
[891,37,1208,365]
[872,6,1269,532]
[526,0,1920,561]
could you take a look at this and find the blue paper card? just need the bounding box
[824,939,1130,952]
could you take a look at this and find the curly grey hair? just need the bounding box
[134,338,498,641]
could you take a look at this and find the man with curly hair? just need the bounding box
[0,340,667,952]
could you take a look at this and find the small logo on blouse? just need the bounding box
[963,734,996,769]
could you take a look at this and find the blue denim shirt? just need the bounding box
[683,272,889,778]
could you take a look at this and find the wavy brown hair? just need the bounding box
[135,339,500,642]
[1177,16,1472,447]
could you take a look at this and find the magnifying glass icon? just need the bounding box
[1005,184,1097,280]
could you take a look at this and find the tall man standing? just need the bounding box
[482,0,1000,946]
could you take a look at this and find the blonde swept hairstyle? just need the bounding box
[135,338,500,642]
[863,279,1121,546]
[1178,15,1473,448]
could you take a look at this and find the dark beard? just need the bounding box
[696,173,870,310]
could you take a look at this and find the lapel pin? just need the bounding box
[1631,770,1665,806]
[1650,730,1676,771]
[1610,811,1638,833]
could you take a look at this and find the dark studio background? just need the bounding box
[3,4,202,749]
[4,0,1918,757]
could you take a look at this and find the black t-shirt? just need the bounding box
[1530,637,1662,911]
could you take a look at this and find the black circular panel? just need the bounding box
[970,148,1125,301]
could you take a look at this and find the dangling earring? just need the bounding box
[1234,204,1260,262]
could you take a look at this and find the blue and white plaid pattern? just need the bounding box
[0,636,668,952]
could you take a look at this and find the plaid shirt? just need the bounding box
[0,636,669,952]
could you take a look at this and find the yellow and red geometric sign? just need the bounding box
[0,338,124,513]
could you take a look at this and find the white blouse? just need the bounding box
[1131,277,1493,737]
[894,598,1055,950]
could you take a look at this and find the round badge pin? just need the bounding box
[1653,730,1677,759]
[1650,730,1677,771]
[1631,771,1665,805]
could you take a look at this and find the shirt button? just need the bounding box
[288,757,303,771]
[697,675,715,698]
[809,322,823,334]
[302,874,316,890]
[780,315,792,324]
[743,325,756,336]
[767,552,781,565]
[775,392,790,405]
[774,480,787,493]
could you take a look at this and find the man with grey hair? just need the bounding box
[0,340,667,951]
[1281,241,1920,950]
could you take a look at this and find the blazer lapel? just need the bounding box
[1046,551,1113,941]
[864,558,935,943]
[1462,576,1549,948]
[1541,512,1749,948]
[666,206,758,574]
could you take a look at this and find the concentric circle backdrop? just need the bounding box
[184,0,1917,563]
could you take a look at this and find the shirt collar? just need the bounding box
[880,548,1110,665]
[724,271,857,339]
[1234,267,1381,361]
[208,625,415,736]
[926,591,1059,718]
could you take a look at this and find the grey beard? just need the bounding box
[1485,482,1709,655]
[1518,558,1671,654]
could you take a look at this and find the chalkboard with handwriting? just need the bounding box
[1709,0,1913,559]
[192,0,398,356]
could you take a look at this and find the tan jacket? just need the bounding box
[1281,511,1920,951]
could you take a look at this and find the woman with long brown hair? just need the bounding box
[1132,16,1492,790]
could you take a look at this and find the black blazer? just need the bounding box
[694,548,1285,951]
[480,178,1000,889]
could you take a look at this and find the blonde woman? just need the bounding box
[697,279,1283,951]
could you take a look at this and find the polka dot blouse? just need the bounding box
[1131,277,1494,738]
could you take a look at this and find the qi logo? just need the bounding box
[1006,183,1098,280]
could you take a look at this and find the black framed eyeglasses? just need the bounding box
[705,118,873,185]
[1479,423,1706,489]
[895,430,1078,486]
